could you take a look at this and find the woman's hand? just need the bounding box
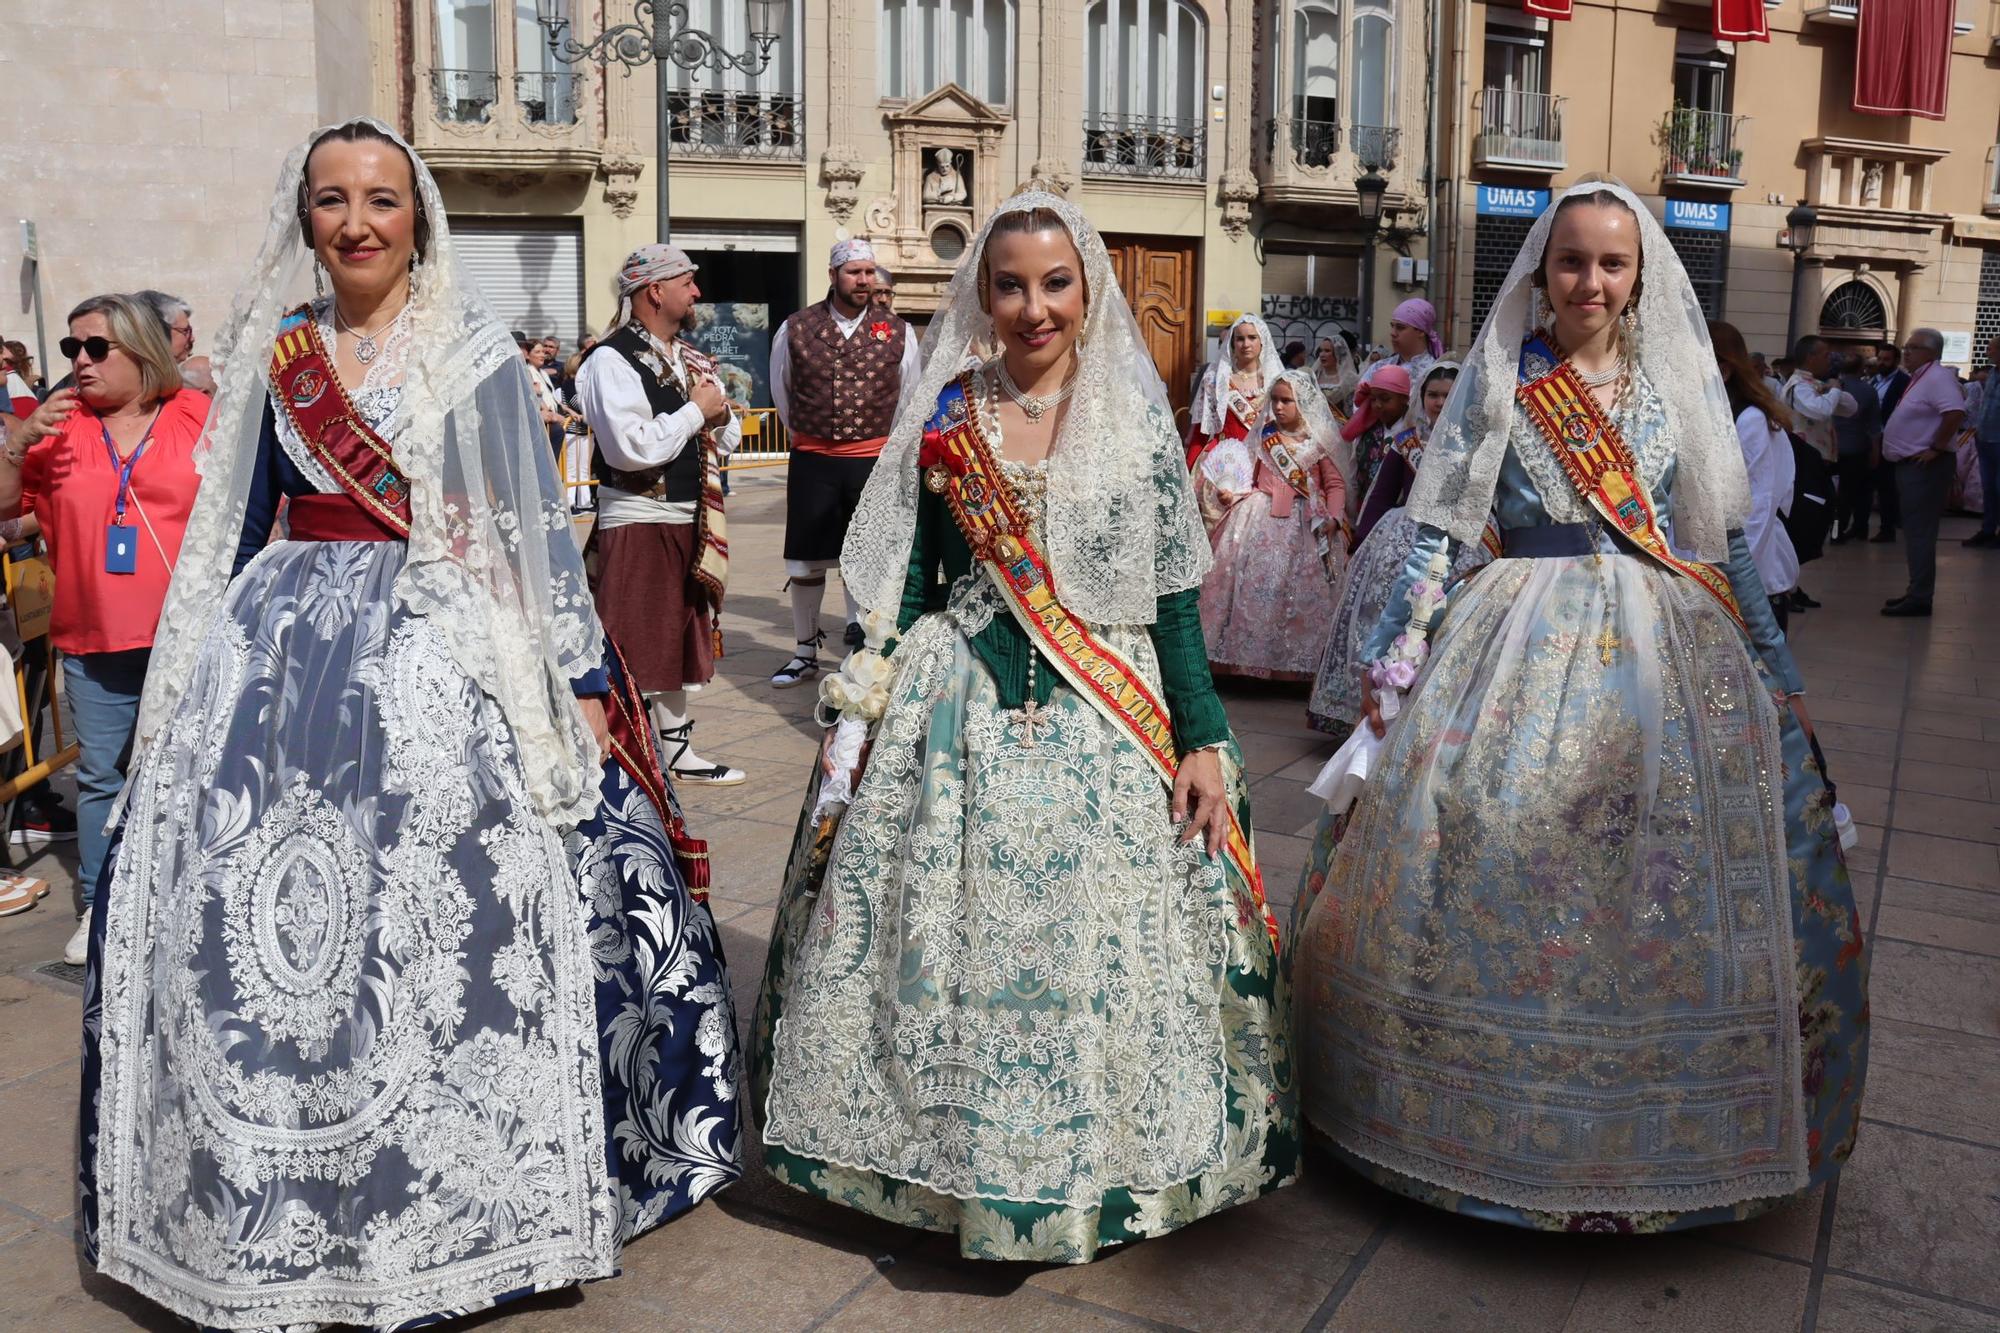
[579,697,611,761]
[1172,747,1229,857]
[1359,671,1386,738]
[14,390,75,451]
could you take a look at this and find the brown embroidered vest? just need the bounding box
[784,298,908,442]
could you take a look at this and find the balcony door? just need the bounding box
[1105,234,1199,419]
[1483,23,1549,141]
[1084,0,1208,179]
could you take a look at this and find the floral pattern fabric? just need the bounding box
[752,459,1296,1262]
[81,417,741,1331]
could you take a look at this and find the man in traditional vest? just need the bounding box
[576,243,746,784]
[767,237,922,687]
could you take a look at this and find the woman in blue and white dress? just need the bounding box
[79,119,740,1330]
[1291,179,1868,1233]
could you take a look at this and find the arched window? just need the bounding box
[669,0,803,157]
[881,0,1015,108]
[1291,0,1340,166]
[1084,0,1208,180]
[1350,0,1396,167]
[1820,280,1889,334]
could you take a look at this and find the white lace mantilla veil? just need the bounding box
[135,117,604,824]
[1404,178,1750,562]
[1273,366,1351,485]
[841,191,1211,626]
[1192,312,1286,438]
[1397,359,1463,440]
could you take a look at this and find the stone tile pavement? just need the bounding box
[2,470,1996,1331]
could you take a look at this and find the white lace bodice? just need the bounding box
[270,297,412,493]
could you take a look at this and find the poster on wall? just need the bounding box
[686,302,771,408]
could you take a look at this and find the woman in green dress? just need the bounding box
[751,193,1298,1263]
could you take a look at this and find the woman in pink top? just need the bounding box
[0,293,205,963]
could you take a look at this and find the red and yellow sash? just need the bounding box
[1515,334,1745,629]
[919,378,1279,951]
[269,306,412,537]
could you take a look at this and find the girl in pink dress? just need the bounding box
[1197,369,1350,680]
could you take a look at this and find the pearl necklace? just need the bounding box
[1574,356,1626,388]
[994,359,1077,422]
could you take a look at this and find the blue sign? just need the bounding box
[1477,186,1551,219]
[1664,200,1732,233]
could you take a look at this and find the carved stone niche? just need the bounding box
[882,84,1010,309]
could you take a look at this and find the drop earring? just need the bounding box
[406,252,421,302]
[314,261,327,299]
[1534,287,1553,332]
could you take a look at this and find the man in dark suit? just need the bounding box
[1870,341,1910,542]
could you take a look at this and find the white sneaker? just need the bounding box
[63,909,93,966]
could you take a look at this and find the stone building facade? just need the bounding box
[1440,0,2000,366]
[0,0,375,379]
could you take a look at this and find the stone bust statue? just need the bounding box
[922,148,968,207]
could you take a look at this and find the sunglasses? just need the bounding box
[60,335,121,363]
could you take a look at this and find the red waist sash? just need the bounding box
[287,493,404,542]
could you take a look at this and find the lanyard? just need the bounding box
[99,406,163,524]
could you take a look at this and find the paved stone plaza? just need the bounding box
[2,470,1995,1332]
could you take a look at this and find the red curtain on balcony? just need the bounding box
[1522,0,1572,19]
[1854,0,1953,120]
[1712,0,1769,42]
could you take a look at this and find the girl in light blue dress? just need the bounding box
[1291,179,1867,1233]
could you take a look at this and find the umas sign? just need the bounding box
[1664,200,1732,233]
[1476,186,1550,218]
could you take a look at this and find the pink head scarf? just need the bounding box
[1339,362,1411,441]
[1391,298,1444,360]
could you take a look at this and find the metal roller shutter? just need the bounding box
[453,219,586,350]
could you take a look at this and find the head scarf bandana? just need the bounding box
[613,243,697,327]
[1341,362,1411,442]
[1390,297,1445,360]
[830,237,877,269]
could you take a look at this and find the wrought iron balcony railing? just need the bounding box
[431,68,500,124]
[515,71,582,126]
[1472,89,1565,172]
[667,90,804,160]
[1272,114,1341,170]
[1350,124,1401,172]
[1802,0,1858,23]
[1661,106,1748,186]
[1082,114,1206,181]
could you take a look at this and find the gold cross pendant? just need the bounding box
[1594,624,1622,667]
[1013,697,1048,748]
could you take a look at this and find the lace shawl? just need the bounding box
[1193,313,1285,438]
[135,117,604,825]
[841,191,1211,627]
[1406,179,1749,562]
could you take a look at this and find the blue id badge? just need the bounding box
[106,523,139,574]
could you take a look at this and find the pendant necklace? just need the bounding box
[336,302,408,365]
[994,360,1077,422]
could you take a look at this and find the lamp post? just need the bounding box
[1354,169,1389,358]
[1780,198,1818,355]
[537,0,787,244]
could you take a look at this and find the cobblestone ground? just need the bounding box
[3,469,1996,1331]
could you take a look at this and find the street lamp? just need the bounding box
[1354,169,1389,358]
[537,0,788,244]
[1780,198,1818,354]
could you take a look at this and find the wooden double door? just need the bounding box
[1104,234,1200,424]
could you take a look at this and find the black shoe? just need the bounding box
[1869,529,1898,543]
[1964,532,1998,547]
[843,620,866,651]
[1829,529,1852,546]
[10,793,77,845]
[1881,599,1932,617]
[1883,594,1908,608]
[1790,589,1822,610]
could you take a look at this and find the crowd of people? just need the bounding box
[0,111,1986,1327]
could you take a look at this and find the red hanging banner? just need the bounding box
[1523,0,1573,18]
[1712,0,1770,42]
[1854,0,1953,120]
